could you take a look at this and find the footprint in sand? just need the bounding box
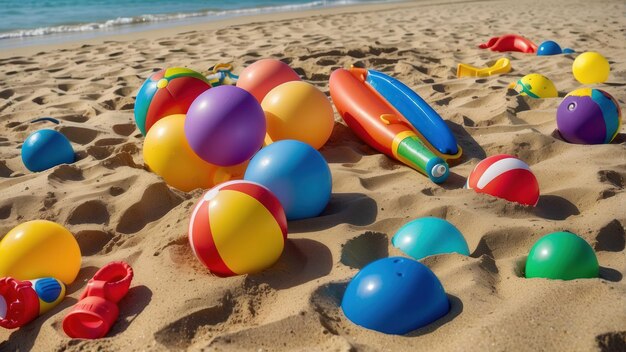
[100,151,142,169]
[58,114,89,123]
[59,126,99,145]
[116,182,184,234]
[598,170,624,189]
[95,137,126,146]
[0,204,12,219]
[31,96,46,105]
[57,83,75,92]
[594,219,625,252]
[340,231,389,269]
[0,161,13,178]
[595,331,626,352]
[0,88,15,99]
[154,295,235,349]
[112,123,136,136]
[86,145,114,160]
[48,164,84,182]
[109,185,127,197]
[67,200,110,225]
[75,229,115,256]
[113,86,134,97]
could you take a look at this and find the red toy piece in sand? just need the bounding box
[479,34,538,53]
[63,262,134,339]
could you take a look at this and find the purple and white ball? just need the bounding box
[556,88,621,144]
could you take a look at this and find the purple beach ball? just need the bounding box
[556,88,621,145]
[184,85,266,166]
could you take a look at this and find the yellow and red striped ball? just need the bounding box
[188,180,288,277]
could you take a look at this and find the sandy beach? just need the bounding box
[1,0,625,350]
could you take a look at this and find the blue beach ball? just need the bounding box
[244,139,331,220]
[392,217,470,260]
[341,257,450,334]
[537,40,562,56]
[21,129,75,172]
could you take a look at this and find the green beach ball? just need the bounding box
[525,232,599,280]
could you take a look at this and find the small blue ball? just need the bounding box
[341,257,450,334]
[537,40,562,56]
[21,129,75,172]
[392,217,470,260]
[244,140,331,220]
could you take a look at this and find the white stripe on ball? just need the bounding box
[477,158,531,189]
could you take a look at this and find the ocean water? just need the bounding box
[0,0,392,43]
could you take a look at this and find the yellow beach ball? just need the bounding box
[261,81,334,149]
[0,220,81,284]
[143,114,246,192]
[572,52,610,85]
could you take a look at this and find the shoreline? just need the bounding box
[2,0,419,58]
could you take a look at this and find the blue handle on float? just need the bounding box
[365,69,459,156]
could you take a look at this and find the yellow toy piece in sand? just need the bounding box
[507,73,558,99]
[0,220,81,285]
[457,58,511,78]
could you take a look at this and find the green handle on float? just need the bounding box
[392,132,449,183]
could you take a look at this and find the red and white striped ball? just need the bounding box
[466,154,540,206]
[188,180,288,277]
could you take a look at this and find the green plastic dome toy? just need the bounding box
[525,231,599,280]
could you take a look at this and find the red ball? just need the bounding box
[236,59,300,103]
[466,154,540,206]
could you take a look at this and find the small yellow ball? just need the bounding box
[572,52,610,84]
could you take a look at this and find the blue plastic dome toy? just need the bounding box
[537,40,563,56]
[244,140,331,220]
[392,217,470,260]
[21,129,75,172]
[341,257,450,334]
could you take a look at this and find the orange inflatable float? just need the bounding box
[329,68,462,183]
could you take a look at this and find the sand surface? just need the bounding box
[1,0,625,351]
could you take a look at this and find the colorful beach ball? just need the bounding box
[341,257,450,334]
[188,180,287,277]
[556,88,621,145]
[134,67,211,135]
[392,217,470,260]
[525,231,598,280]
[510,73,558,98]
[466,154,540,206]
